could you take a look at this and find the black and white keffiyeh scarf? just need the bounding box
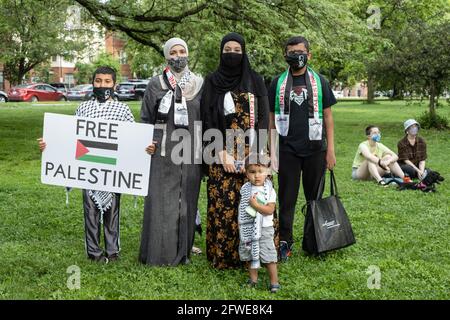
[238,179,273,269]
[158,67,192,128]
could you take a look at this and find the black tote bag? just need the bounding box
[302,170,356,254]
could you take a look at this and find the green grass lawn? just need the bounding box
[0,100,449,299]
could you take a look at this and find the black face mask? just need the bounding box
[168,56,189,73]
[221,53,243,68]
[93,87,113,103]
[285,53,308,70]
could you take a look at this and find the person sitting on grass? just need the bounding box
[238,155,280,293]
[397,119,427,180]
[352,125,404,185]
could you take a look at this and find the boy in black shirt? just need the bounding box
[268,36,337,261]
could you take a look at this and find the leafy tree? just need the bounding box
[124,41,164,79]
[74,52,122,84]
[31,62,53,84]
[371,2,449,104]
[350,0,448,103]
[0,0,89,85]
[74,0,448,122]
[388,19,449,128]
[74,61,95,84]
[75,0,365,80]
[93,52,121,74]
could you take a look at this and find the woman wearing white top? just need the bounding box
[352,125,404,185]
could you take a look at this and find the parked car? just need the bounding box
[50,83,68,93]
[67,84,93,101]
[116,82,148,101]
[127,79,150,84]
[0,90,8,103]
[8,83,67,102]
[332,90,344,98]
[374,91,383,97]
[374,91,392,98]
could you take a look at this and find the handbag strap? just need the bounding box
[311,170,339,203]
[315,171,326,200]
[329,169,339,196]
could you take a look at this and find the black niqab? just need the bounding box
[201,32,267,134]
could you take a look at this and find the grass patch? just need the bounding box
[0,100,449,299]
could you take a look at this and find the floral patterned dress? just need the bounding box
[206,91,252,269]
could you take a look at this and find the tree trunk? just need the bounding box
[17,71,26,86]
[429,79,436,118]
[367,72,375,104]
[7,58,27,86]
[392,83,403,100]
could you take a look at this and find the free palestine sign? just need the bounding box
[41,113,154,196]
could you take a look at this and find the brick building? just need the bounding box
[0,64,11,92]
[105,31,132,81]
[43,31,132,87]
[342,83,368,98]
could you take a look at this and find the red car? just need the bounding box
[8,83,67,102]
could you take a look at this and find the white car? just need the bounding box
[0,90,8,102]
[333,90,344,98]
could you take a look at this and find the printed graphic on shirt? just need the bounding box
[290,86,308,107]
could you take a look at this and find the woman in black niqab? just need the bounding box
[201,32,267,133]
[201,32,270,270]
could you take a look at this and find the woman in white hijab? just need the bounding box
[139,38,204,266]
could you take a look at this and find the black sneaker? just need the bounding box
[107,254,119,262]
[279,241,292,262]
[269,283,281,293]
[243,279,258,289]
[88,254,109,264]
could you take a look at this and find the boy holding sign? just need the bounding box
[38,66,148,263]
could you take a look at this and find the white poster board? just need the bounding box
[41,113,153,196]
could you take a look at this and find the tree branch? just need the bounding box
[75,0,210,23]
[74,0,212,56]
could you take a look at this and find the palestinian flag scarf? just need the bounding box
[274,67,323,140]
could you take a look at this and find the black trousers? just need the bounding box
[400,164,418,179]
[278,150,326,246]
[82,190,121,258]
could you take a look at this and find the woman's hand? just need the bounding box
[378,158,390,170]
[417,169,425,180]
[145,141,158,155]
[37,138,46,152]
[326,149,336,170]
[218,150,237,173]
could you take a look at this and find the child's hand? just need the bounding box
[249,195,259,209]
[37,138,46,152]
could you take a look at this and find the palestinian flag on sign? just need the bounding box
[76,139,118,165]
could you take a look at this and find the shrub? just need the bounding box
[417,111,449,130]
